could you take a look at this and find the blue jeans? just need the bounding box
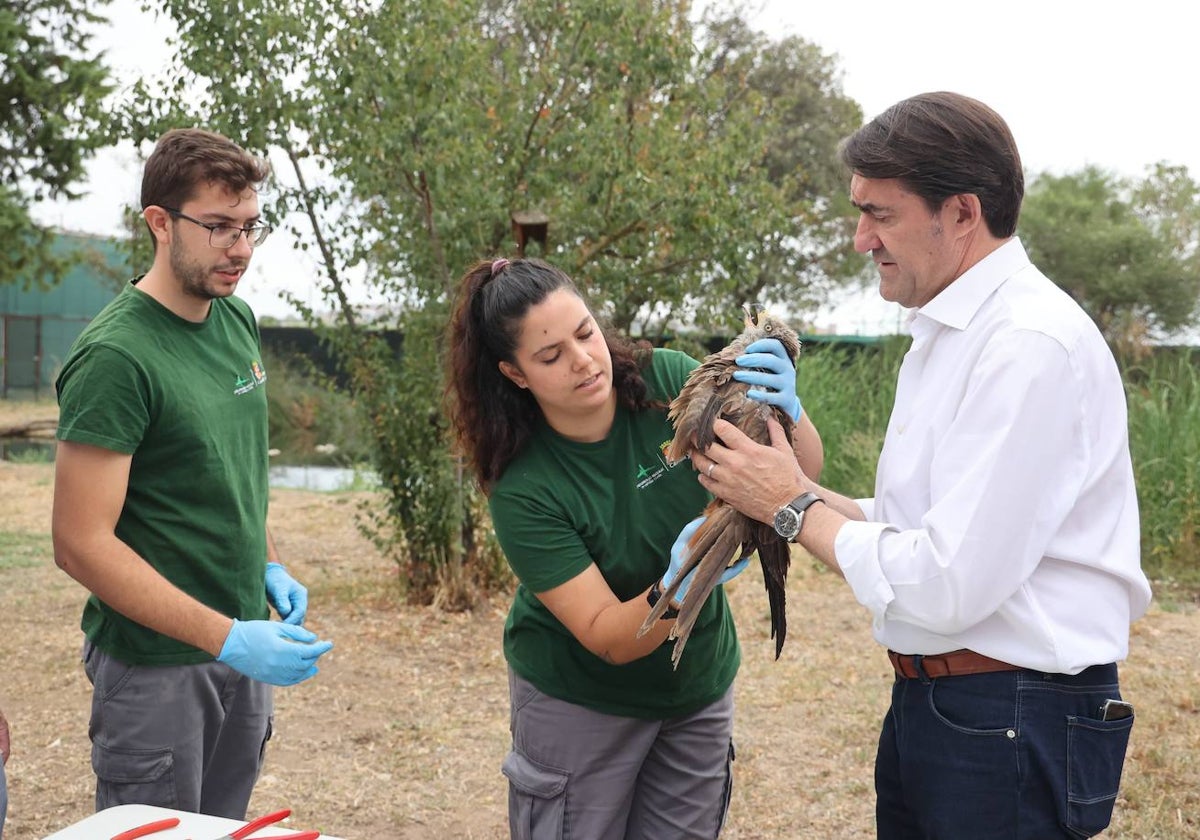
[875,663,1133,840]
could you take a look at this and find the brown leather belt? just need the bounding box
[888,648,1024,680]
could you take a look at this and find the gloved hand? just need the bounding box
[661,516,751,605]
[265,562,308,625]
[217,619,333,686]
[732,338,803,421]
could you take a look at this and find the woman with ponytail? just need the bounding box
[444,257,822,839]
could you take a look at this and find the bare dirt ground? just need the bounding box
[1,400,1198,839]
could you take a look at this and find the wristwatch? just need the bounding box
[647,579,679,620]
[773,491,824,542]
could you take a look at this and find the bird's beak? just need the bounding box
[743,302,766,327]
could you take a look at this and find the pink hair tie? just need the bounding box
[491,258,510,277]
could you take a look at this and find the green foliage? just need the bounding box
[713,16,864,316]
[0,1,114,286]
[1124,349,1200,586]
[1021,165,1200,345]
[106,0,864,606]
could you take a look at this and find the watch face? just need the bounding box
[773,507,800,540]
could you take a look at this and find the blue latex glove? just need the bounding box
[661,516,751,604]
[732,338,803,421]
[217,619,333,686]
[265,562,308,625]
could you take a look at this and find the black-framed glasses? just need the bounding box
[161,206,272,249]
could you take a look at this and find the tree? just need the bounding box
[1020,165,1200,349]
[696,14,862,321]
[107,0,862,605]
[1,1,113,286]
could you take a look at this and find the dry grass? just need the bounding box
[1,397,1198,838]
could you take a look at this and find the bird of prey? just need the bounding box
[639,304,802,668]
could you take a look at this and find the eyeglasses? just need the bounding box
[161,206,273,249]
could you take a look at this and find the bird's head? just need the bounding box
[741,302,802,361]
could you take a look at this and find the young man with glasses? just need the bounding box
[52,128,333,819]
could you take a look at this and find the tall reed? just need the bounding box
[1124,348,1200,586]
[795,337,907,498]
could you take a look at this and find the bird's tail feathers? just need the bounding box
[757,538,791,659]
[668,507,745,669]
[635,506,744,661]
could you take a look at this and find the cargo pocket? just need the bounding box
[1064,713,1134,838]
[93,742,177,810]
[502,748,569,840]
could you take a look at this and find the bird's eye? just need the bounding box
[765,324,774,333]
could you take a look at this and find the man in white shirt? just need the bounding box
[694,91,1152,839]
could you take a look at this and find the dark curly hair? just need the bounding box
[444,258,658,492]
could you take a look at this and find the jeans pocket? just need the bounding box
[1064,714,1133,838]
[92,741,177,810]
[502,748,569,840]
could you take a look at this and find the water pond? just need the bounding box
[0,437,375,492]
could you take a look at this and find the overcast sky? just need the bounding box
[32,0,1200,329]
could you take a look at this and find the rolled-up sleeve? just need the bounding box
[835,518,896,616]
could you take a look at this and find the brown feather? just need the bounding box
[639,307,803,667]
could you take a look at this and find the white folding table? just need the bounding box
[41,803,344,839]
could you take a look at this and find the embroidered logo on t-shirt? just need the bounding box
[233,359,268,395]
[635,438,687,490]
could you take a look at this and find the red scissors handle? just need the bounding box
[221,808,321,840]
[229,809,291,839]
[111,817,181,840]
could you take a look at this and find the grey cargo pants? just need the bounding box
[504,668,735,839]
[83,640,272,819]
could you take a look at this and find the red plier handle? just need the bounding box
[216,808,321,840]
[111,817,181,840]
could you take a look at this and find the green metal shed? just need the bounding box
[1,232,127,398]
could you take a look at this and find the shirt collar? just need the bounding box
[915,237,1031,332]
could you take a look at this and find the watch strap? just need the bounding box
[788,491,823,516]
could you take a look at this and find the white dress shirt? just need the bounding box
[834,238,1152,674]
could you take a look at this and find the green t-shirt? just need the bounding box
[490,348,740,719]
[55,280,271,665]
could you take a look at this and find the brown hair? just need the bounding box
[444,258,657,492]
[839,91,1024,238]
[140,127,270,215]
